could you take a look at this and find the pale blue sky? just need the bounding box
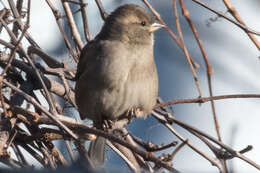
[1,0,260,172]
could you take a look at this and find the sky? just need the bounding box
[1,0,260,172]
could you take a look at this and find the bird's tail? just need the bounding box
[88,136,106,169]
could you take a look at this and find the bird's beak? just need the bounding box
[149,23,165,32]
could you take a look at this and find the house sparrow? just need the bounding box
[75,4,163,169]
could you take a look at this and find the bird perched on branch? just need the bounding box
[75,3,163,169]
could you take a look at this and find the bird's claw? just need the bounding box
[135,108,144,118]
[102,119,114,130]
[127,107,144,121]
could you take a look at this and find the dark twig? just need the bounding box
[192,0,260,50]
[39,113,180,172]
[0,52,76,105]
[173,0,202,97]
[45,0,78,62]
[61,0,84,50]
[160,111,260,170]
[154,94,260,109]
[178,0,223,155]
[222,0,260,50]
[107,140,138,172]
[65,140,76,162]
[27,46,64,68]
[133,136,178,152]
[3,80,78,140]
[79,0,91,41]
[7,0,40,48]
[152,110,223,170]
[94,0,108,21]
[142,0,200,69]
[170,140,188,160]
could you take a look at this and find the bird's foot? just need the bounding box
[126,108,134,122]
[135,108,144,118]
[127,107,144,120]
[102,119,114,130]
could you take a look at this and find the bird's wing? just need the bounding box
[75,39,136,119]
[75,40,96,80]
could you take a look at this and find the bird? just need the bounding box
[75,3,163,169]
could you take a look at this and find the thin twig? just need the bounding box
[61,0,84,50]
[133,136,178,152]
[173,0,202,97]
[192,0,260,50]
[65,140,76,162]
[94,0,108,21]
[142,0,200,69]
[27,46,64,68]
[3,80,78,140]
[178,0,223,147]
[170,139,188,160]
[7,0,40,48]
[107,140,138,172]
[222,0,260,50]
[168,114,260,170]
[154,94,260,109]
[45,0,78,62]
[152,110,223,170]
[79,0,90,41]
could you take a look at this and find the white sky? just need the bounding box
[1,0,260,172]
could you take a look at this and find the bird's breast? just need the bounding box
[76,40,158,121]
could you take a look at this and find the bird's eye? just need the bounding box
[141,21,146,26]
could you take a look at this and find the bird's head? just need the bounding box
[98,4,164,45]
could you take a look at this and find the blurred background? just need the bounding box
[1,0,260,172]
